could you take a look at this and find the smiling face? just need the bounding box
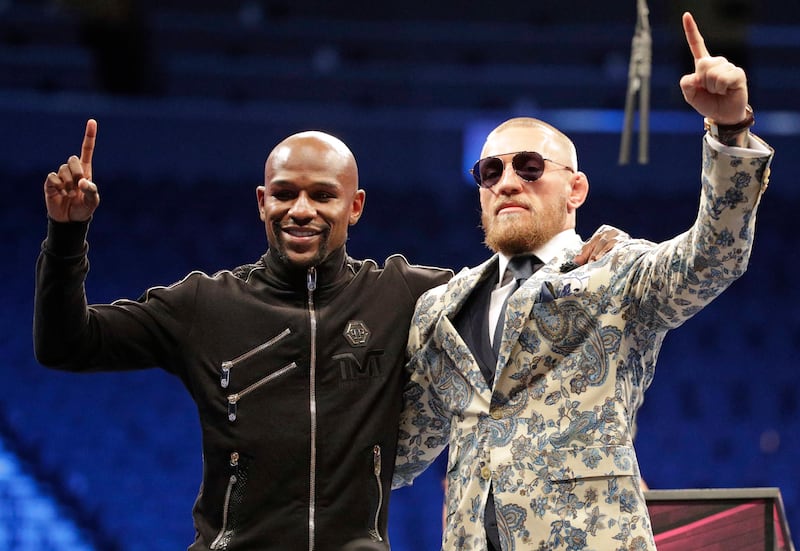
[477,118,588,256]
[257,132,365,269]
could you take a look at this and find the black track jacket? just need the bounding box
[34,219,452,551]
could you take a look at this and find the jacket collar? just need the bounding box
[260,246,355,299]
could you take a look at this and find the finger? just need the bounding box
[80,118,97,180]
[576,242,597,264]
[44,171,66,197]
[78,178,100,209]
[589,248,603,262]
[67,155,85,188]
[679,73,698,100]
[595,242,616,260]
[697,59,747,95]
[57,162,76,194]
[576,241,602,265]
[589,237,619,262]
[682,12,710,61]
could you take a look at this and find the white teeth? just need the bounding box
[285,229,318,237]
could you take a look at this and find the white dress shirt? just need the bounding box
[488,228,584,346]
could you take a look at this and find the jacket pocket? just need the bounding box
[545,445,637,482]
[209,451,250,550]
[220,328,292,388]
[226,362,297,422]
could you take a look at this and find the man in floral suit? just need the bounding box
[393,12,773,551]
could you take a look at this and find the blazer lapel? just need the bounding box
[434,256,499,396]
[440,256,497,319]
[494,249,580,379]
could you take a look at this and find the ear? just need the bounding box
[566,171,589,213]
[256,186,266,221]
[349,189,366,225]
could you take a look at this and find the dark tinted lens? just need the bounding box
[472,152,548,188]
[475,157,504,188]
[512,152,545,182]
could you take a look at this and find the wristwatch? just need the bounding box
[704,105,754,146]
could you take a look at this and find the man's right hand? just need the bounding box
[44,119,99,222]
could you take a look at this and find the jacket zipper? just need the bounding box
[226,362,297,422]
[369,444,384,542]
[307,267,318,551]
[220,328,292,388]
[209,452,241,550]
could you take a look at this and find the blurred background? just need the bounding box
[1,0,798,549]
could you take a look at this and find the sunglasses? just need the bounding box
[470,151,574,189]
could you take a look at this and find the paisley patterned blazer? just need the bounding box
[394,136,773,551]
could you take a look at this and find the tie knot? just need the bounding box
[502,254,541,286]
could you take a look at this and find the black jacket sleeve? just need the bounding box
[34,218,194,373]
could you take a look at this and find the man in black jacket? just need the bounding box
[35,120,453,550]
[34,121,613,550]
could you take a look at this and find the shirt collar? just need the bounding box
[497,228,581,286]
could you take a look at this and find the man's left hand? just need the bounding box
[679,11,749,124]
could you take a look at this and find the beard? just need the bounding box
[270,221,331,269]
[481,197,567,256]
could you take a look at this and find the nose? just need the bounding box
[491,162,523,195]
[288,192,316,222]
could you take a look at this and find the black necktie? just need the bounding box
[492,254,540,355]
[486,255,541,551]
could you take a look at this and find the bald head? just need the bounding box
[481,118,578,172]
[266,131,359,190]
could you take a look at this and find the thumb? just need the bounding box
[679,73,699,104]
[78,177,100,212]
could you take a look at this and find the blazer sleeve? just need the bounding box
[612,133,773,330]
[392,284,452,488]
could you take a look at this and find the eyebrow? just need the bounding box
[270,180,342,191]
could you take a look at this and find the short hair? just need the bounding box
[486,117,579,171]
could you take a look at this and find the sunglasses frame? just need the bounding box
[470,151,574,189]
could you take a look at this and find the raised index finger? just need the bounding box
[80,118,97,178]
[682,12,710,61]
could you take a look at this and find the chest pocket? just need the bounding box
[219,328,296,422]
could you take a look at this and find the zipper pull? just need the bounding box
[221,361,232,388]
[307,266,317,292]
[373,444,382,476]
[227,394,239,421]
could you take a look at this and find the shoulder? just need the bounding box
[384,254,452,280]
[354,254,453,291]
[153,261,264,295]
[348,253,454,305]
[228,258,267,283]
[133,269,212,304]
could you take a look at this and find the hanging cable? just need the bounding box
[619,0,652,165]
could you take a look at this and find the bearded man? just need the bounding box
[392,12,773,551]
